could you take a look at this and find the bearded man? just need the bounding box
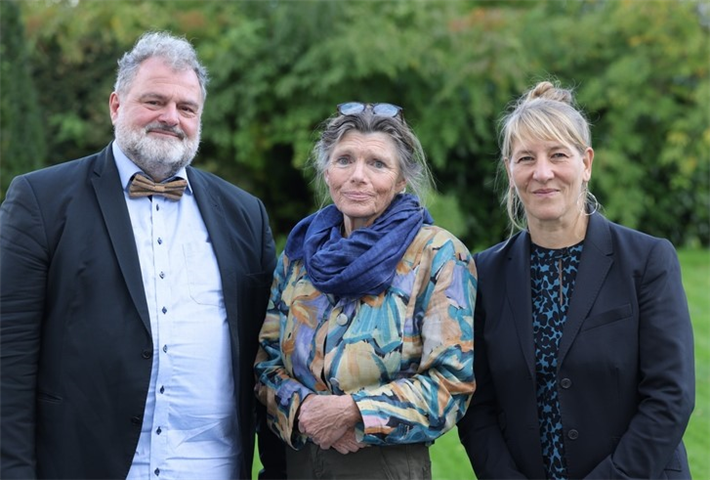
[0,31,286,480]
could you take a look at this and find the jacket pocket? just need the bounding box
[581,304,632,332]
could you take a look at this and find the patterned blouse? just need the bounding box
[530,242,584,480]
[255,225,477,449]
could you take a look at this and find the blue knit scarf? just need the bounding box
[284,193,434,298]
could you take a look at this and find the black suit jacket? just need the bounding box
[0,144,286,479]
[458,212,695,479]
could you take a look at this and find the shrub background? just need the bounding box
[2,0,708,250]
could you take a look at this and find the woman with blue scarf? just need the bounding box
[254,102,477,479]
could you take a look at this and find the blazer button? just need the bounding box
[560,378,572,389]
[568,429,579,440]
[130,416,142,425]
[142,349,152,359]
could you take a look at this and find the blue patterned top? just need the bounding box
[254,225,477,449]
[530,242,583,480]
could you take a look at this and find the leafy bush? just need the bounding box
[6,0,708,248]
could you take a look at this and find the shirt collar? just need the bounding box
[112,141,191,195]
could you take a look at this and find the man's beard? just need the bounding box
[114,117,201,181]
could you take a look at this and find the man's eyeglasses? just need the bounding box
[337,102,403,120]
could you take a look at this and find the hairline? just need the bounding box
[311,112,433,206]
[113,32,209,102]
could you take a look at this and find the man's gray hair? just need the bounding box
[114,31,209,101]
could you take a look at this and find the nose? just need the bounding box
[532,158,554,181]
[158,103,179,125]
[349,159,367,183]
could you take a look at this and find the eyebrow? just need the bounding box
[139,92,201,110]
[514,143,570,156]
[332,149,396,163]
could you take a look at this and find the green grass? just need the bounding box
[678,249,710,480]
[252,248,710,479]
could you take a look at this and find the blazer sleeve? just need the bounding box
[585,239,695,479]
[457,266,527,479]
[0,176,48,479]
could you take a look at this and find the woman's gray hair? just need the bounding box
[114,31,209,101]
[311,107,434,206]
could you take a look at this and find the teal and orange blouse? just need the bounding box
[254,225,477,449]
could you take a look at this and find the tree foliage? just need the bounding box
[0,0,46,198]
[6,0,709,249]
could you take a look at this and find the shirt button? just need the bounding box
[159,271,165,279]
[160,386,165,394]
[141,350,152,359]
[568,429,579,440]
[336,313,348,326]
[157,238,163,245]
[156,427,162,435]
[162,307,167,314]
[154,467,160,476]
[560,378,572,389]
[163,345,168,353]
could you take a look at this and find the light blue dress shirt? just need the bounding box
[113,143,239,480]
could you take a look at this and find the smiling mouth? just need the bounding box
[344,191,371,198]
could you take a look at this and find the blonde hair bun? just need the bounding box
[525,81,574,105]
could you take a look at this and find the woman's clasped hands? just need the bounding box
[298,394,365,454]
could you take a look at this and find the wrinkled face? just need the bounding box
[507,137,593,229]
[109,57,203,181]
[325,131,406,235]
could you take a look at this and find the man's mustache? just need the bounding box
[145,123,186,140]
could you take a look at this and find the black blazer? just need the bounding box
[0,144,286,479]
[458,212,695,479]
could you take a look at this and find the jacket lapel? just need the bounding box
[90,145,152,333]
[557,212,613,367]
[506,232,537,379]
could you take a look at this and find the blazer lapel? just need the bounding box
[506,232,537,379]
[558,213,613,367]
[90,146,152,333]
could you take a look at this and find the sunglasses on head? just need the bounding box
[337,102,403,120]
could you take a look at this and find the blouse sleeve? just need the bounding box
[254,253,314,449]
[351,230,477,445]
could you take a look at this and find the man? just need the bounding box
[0,31,285,479]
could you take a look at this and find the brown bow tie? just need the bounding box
[128,173,187,201]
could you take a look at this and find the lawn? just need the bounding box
[252,248,710,479]
[678,249,710,480]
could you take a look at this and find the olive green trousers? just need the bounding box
[286,443,431,479]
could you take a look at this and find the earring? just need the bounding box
[585,191,599,216]
[578,183,599,216]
